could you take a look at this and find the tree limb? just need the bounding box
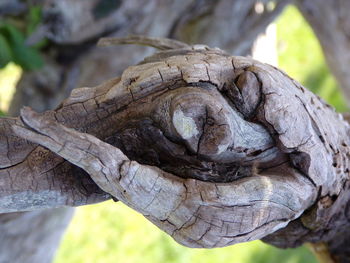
[2,37,349,250]
[98,35,190,50]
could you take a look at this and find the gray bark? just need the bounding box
[1,38,349,262]
[8,0,289,115]
[0,1,292,262]
[0,208,74,263]
[287,2,350,261]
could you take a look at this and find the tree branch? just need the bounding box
[2,37,349,250]
[98,35,190,50]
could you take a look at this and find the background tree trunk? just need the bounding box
[1,1,289,262]
[0,208,74,263]
[296,0,350,106]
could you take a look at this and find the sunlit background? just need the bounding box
[1,5,346,263]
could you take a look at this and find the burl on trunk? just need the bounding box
[1,37,349,261]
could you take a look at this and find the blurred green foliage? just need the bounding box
[0,6,44,71]
[54,202,317,263]
[26,6,42,35]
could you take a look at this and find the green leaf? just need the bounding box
[11,44,44,70]
[0,23,24,46]
[27,6,42,35]
[0,34,12,68]
[0,23,44,71]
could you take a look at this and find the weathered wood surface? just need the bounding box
[8,0,290,115]
[1,1,291,262]
[2,39,350,250]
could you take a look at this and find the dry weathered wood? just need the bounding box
[98,35,190,50]
[2,37,349,251]
[2,2,290,262]
[0,116,110,212]
[9,0,289,115]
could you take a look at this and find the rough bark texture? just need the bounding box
[1,1,289,262]
[0,105,111,212]
[7,0,289,115]
[1,0,349,260]
[296,0,350,106]
[2,39,350,257]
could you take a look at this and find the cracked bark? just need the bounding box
[7,0,290,115]
[2,37,350,261]
[1,1,289,262]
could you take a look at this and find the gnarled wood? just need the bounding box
[2,37,349,251]
[9,0,289,115]
[2,2,290,262]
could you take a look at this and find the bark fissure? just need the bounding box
[1,1,295,262]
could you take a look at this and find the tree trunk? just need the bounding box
[1,1,289,262]
[0,208,74,263]
[295,0,350,106]
[2,37,350,262]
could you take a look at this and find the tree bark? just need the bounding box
[291,2,350,261]
[8,0,289,115]
[2,0,349,260]
[0,208,74,263]
[0,0,288,263]
[1,1,290,262]
[2,38,350,261]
